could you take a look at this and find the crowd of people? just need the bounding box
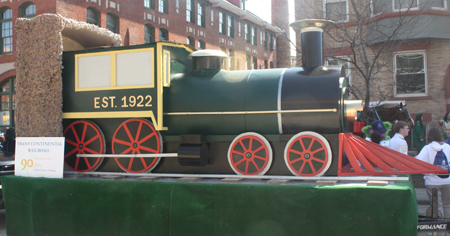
[364,114,450,220]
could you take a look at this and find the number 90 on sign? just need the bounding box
[21,159,33,170]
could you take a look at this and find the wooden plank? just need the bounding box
[316,180,338,186]
[366,180,389,186]
[136,176,161,181]
[267,179,291,185]
[177,177,201,183]
[220,178,242,184]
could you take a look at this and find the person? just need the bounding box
[446,122,450,145]
[413,113,425,149]
[444,112,450,126]
[2,128,15,157]
[416,127,450,219]
[362,120,391,147]
[440,119,448,140]
[370,131,382,145]
[389,121,409,155]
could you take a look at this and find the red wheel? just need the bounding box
[112,118,162,173]
[227,132,272,175]
[64,120,105,172]
[284,132,332,176]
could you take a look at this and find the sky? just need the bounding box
[245,0,296,56]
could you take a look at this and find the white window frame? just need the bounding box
[431,0,447,10]
[392,0,419,12]
[370,0,384,16]
[323,0,349,22]
[187,0,193,23]
[393,50,427,97]
[238,22,241,37]
[219,12,224,34]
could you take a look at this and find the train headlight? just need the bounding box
[344,100,363,122]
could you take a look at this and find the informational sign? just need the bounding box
[15,137,65,178]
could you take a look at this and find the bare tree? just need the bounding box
[289,0,434,120]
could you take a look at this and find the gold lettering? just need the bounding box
[102,97,108,108]
[109,96,116,108]
[94,97,100,109]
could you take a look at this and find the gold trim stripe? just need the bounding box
[63,111,156,119]
[164,109,338,116]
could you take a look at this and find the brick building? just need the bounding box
[0,0,282,130]
[294,0,450,128]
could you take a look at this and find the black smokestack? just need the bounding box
[290,19,335,70]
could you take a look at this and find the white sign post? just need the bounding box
[15,137,65,178]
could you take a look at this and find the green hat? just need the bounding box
[416,113,423,117]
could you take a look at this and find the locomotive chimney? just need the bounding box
[290,19,334,69]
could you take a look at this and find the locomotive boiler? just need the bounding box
[61,20,361,177]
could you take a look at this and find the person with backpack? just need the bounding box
[416,127,450,218]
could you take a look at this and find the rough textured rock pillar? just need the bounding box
[14,14,122,137]
[15,15,65,137]
[272,0,291,68]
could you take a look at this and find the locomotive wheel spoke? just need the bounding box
[311,157,326,164]
[112,119,162,173]
[254,155,267,161]
[139,146,158,153]
[113,139,132,146]
[66,139,78,147]
[64,120,105,172]
[227,133,272,176]
[284,132,332,177]
[138,132,156,145]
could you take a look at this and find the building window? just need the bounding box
[144,0,154,9]
[246,54,251,70]
[240,0,246,10]
[323,0,348,22]
[219,12,225,34]
[106,13,118,33]
[270,61,274,68]
[245,23,250,43]
[211,10,214,25]
[263,31,268,49]
[394,0,418,10]
[197,2,205,27]
[187,0,194,23]
[187,36,195,47]
[86,7,99,26]
[264,60,268,69]
[252,56,257,69]
[430,0,446,9]
[269,33,273,51]
[159,28,168,41]
[159,0,168,13]
[394,52,426,96]
[0,77,15,128]
[238,22,241,37]
[227,15,234,38]
[145,24,155,43]
[21,3,36,18]
[228,49,234,70]
[251,26,257,46]
[0,8,13,54]
[198,40,205,49]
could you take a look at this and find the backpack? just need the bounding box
[433,150,450,178]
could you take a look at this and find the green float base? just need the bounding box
[1,175,417,236]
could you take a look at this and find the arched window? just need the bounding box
[86,7,99,26]
[106,13,118,33]
[159,28,168,41]
[187,36,195,47]
[246,54,251,70]
[198,40,205,49]
[0,77,15,128]
[21,3,36,18]
[145,24,154,43]
[220,47,226,69]
[228,49,234,71]
[252,56,257,69]
[0,8,12,54]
